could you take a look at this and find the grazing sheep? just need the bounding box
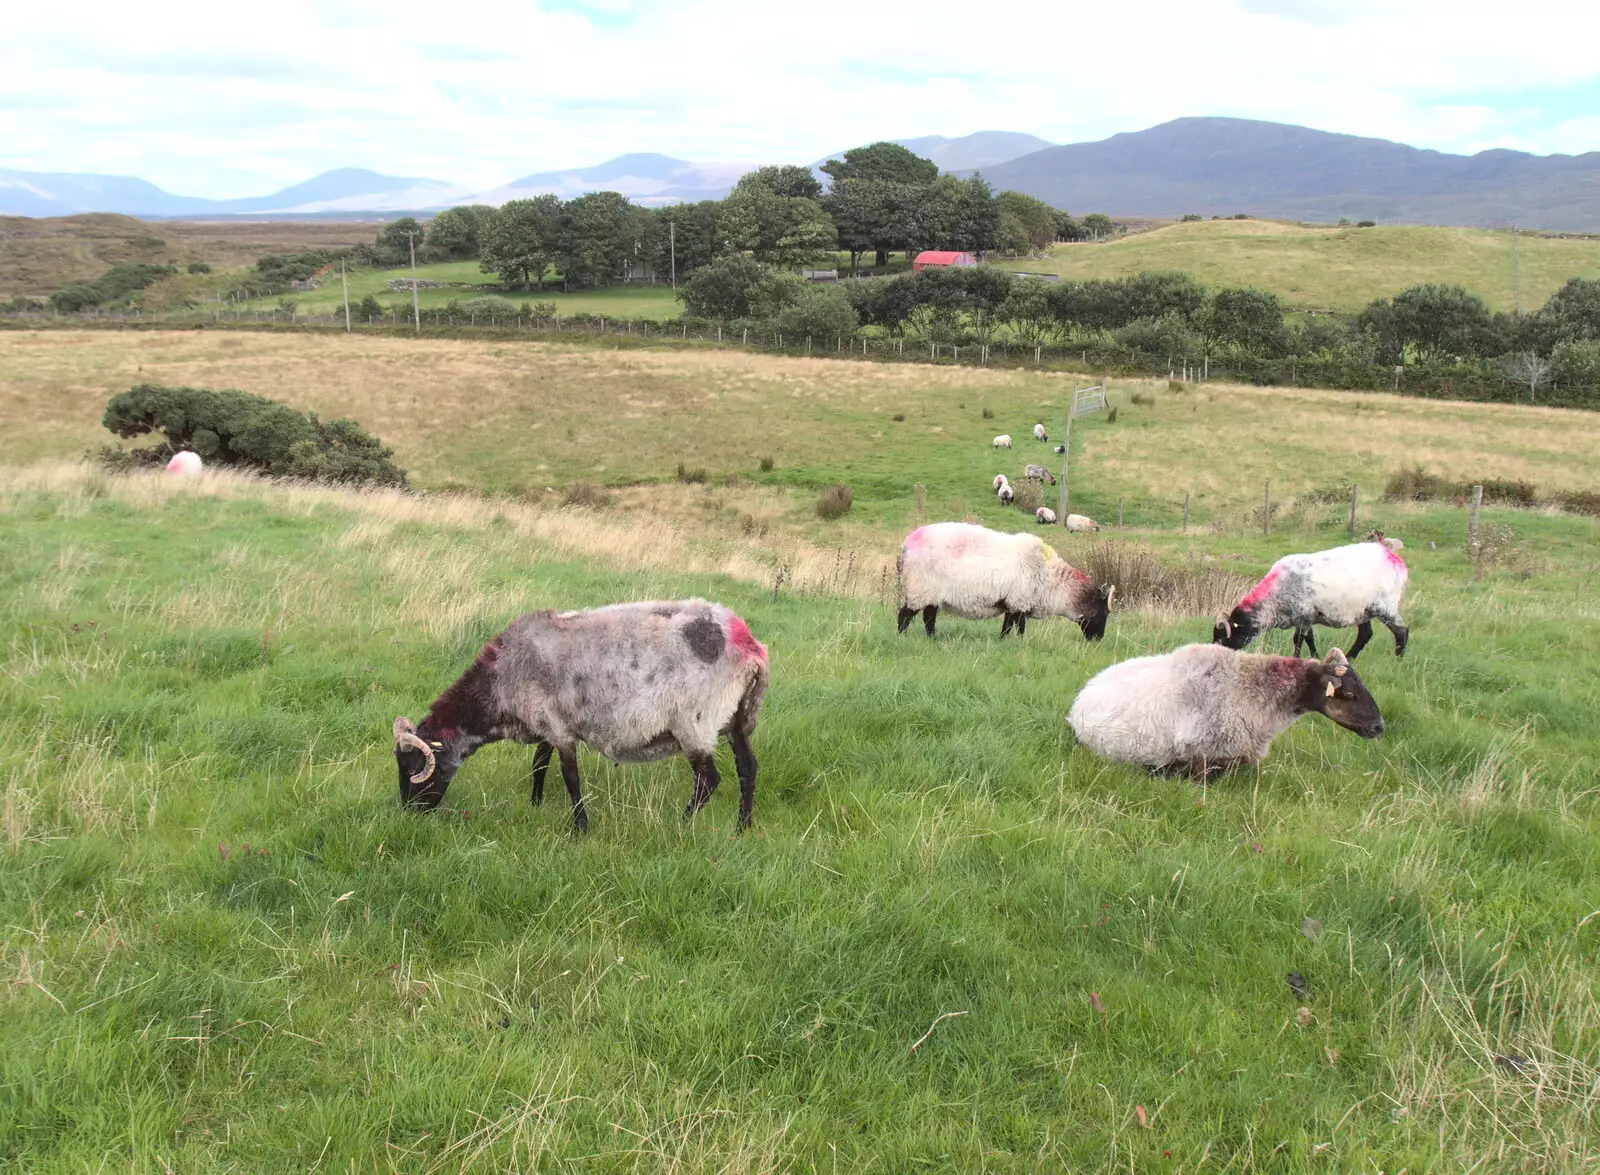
[1036,507,1057,524]
[992,434,1012,449]
[1053,444,1066,455]
[1023,463,1057,485]
[392,599,769,831]
[897,521,1113,639]
[1033,423,1048,442]
[166,451,203,477]
[993,473,1010,491]
[1214,541,1408,659]
[997,483,1015,504]
[1068,644,1383,776]
[1066,514,1099,532]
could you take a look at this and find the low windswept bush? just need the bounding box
[815,482,853,520]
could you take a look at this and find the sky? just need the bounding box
[3,0,1599,197]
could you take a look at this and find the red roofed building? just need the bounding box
[911,250,978,271]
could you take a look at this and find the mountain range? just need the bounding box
[5,120,1600,229]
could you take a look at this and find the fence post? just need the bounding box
[807,336,812,356]
[1263,479,1272,536]
[1118,497,1124,529]
[743,328,748,345]
[1183,492,1190,533]
[1468,484,1483,556]
[1348,485,1359,536]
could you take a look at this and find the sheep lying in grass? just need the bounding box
[1036,506,1057,524]
[993,434,1013,449]
[166,451,203,477]
[1067,644,1383,776]
[897,521,1112,639]
[392,599,769,831]
[1024,463,1057,485]
[1066,514,1099,532]
[1214,541,1409,659]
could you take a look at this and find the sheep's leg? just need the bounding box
[728,727,758,830]
[557,747,588,832]
[1384,619,1409,657]
[684,752,721,820]
[1298,627,1318,658]
[897,606,917,634]
[921,605,938,636]
[1015,613,1028,636]
[1000,611,1015,637]
[1347,621,1374,660]
[530,740,553,806]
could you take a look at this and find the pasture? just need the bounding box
[993,219,1600,313]
[2,331,1598,1172]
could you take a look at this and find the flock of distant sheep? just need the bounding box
[376,415,1411,831]
[992,424,1100,530]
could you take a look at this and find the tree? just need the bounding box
[721,189,837,269]
[999,279,1060,348]
[479,196,561,288]
[826,179,917,270]
[645,201,731,282]
[426,205,493,259]
[1124,271,1207,323]
[1052,209,1086,242]
[996,191,1057,253]
[820,142,939,186]
[773,285,859,341]
[676,255,801,321]
[1202,287,1287,355]
[1500,351,1553,401]
[1361,284,1495,361]
[1081,213,1115,239]
[1552,339,1600,389]
[377,217,425,264]
[556,191,640,288]
[846,273,921,334]
[1527,276,1600,351]
[733,165,822,201]
[904,175,1001,256]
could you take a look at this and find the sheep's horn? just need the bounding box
[1106,584,1116,609]
[392,716,436,784]
[1216,613,1232,639]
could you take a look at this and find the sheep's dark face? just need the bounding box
[393,722,462,809]
[1315,656,1384,739]
[1213,608,1255,650]
[1078,589,1111,641]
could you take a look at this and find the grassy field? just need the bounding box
[994,219,1600,313]
[2,332,1599,1171]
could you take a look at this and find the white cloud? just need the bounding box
[0,0,1597,196]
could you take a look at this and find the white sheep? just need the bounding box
[1023,464,1057,485]
[1065,514,1099,532]
[166,451,203,477]
[1035,507,1057,525]
[897,521,1112,639]
[1068,644,1383,776]
[993,473,1010,491]
[1053,444,1066,455]
[1214,541,1409,659]
[392,600,769,830]
[997,483,1015,504]
[1366,529,1404,552]
[1033,423,1048,442]
[992,434,1012,449]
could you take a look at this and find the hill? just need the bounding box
[980,117,1600,232]
[994,218,1600,313]
[468,153,752,207]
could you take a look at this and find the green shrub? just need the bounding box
[1384,466,1457,501]
[815,482,853,520]
[759,456,775,473]
[773,285,859,343]
[1551,489,1600,516]
[357,295,383,320]
[456,296,518,318]
[100,384,406,487]
[676,462,708,484]
[981,407,994,419]
[186,261,212,275]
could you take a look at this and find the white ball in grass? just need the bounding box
[166,451,203,477]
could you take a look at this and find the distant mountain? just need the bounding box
[977,118,1600,231]
[0,167,470,218]
[813,130,1055,179]
[466,154,753,207]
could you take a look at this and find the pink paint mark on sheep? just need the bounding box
[1238,567,1281,611]
[1382,546,1407,571]
[904,527,929,549]
[726,614,767,663]
[1069,566,1091,583]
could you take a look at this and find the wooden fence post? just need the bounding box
[1468,484,1483,556]
[1348,485,1359,536]
[1263,479,1272,536]
[1182,492,1190,533]
[1117,498,1124,529]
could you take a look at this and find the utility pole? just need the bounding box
[407,232,421,336]
[669,220,677,289]
[341,261,351,332]
[1511,223,1521,316]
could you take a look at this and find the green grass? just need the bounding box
[1,464,1597,1172]
[993,219,1600,313]
[2,333,1599,1169]
[233,262,682,320]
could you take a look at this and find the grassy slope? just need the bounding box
[993,220,1600,313]
[2,335,1599,1170]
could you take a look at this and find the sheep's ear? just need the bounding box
[1325,679,1337,697]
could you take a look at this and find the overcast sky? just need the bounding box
[3,0,1599,197]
